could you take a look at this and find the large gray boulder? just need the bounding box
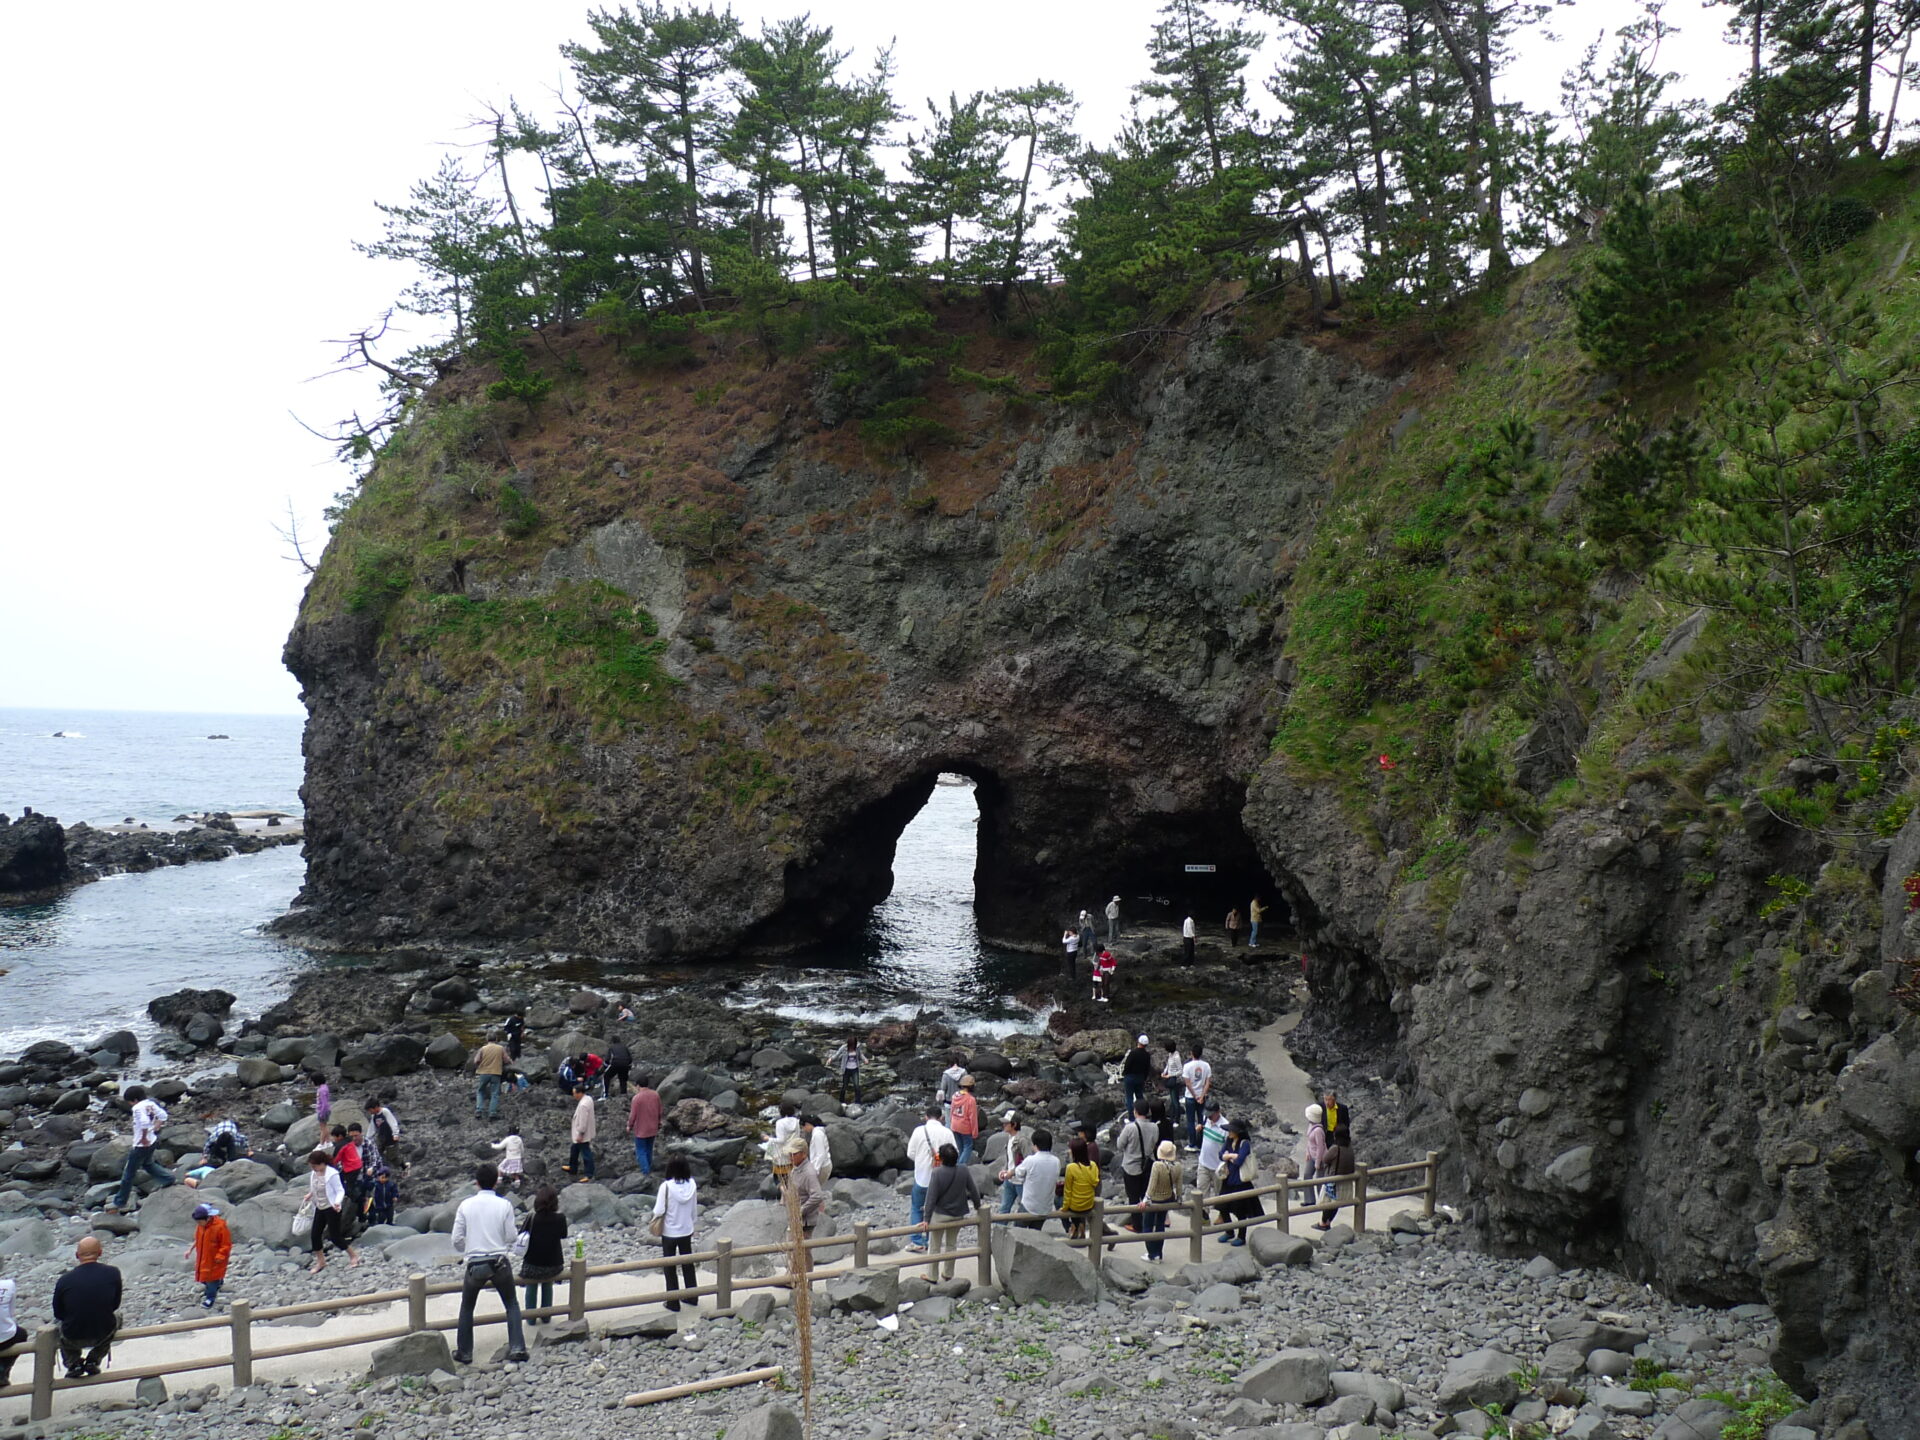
[1331,1372,1404,1412]
[424,1034,468,1070]
[384,1233,459,1267]
[723,1404,802,1440]
[136,1184,227,1239]
[87,1140,132,1183]
[827,1267,899,1314]
[1250,1228,1315,1267]
[369,1331,453,1379]
[1436,1349,1522,1411]
[558,1182,622,1228]
[287,1102,367,1155]
[1238,1348,1333,1406]
[340,1035,427,1082]
[1652,1400,1735,1440]
[989,1227,1099,1305]
[234,1058,282,1088]
[147,988,235,1030]
[657,1064,726,1109]
[227,1189,308,1250]
[1836,1031,1920,1149]
[205,1160,281,1202]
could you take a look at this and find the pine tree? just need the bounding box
[355,156,505,351]
[1137,0,1258,178]
[903,92,1011,281]
[563,5,743,303]
[985,82,1079,286]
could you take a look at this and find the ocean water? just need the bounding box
[0,708,309,1055]
[0,708,1052,1052]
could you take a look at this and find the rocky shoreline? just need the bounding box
[0,811,302,901]
[0,942,1815,1440]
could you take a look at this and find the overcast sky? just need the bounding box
[0,0,1745,717]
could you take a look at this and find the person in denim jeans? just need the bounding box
[470,1036,509,1120]
[109,1088,175,1213]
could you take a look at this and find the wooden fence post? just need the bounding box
[1088,1201,1104,1269]
[230,1300,253,1390]
[852,1221,870,1270]
[567,1256,588,1321]
[30,1327,56,1421]
[1352,1165,1369,1232]
[975,1206,992,1288]
[715,1239,733,1310]
[1188,1197,1206,1263]
[1424,1151,1440,1217]
[408,1273,428,1332]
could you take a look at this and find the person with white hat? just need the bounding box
[1105,895,1121,943]
[1143,1139,1183,1261]
[995,1111,1030,1212]
[1303,1103,1329,1198]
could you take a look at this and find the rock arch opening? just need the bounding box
[740,760,1293,960]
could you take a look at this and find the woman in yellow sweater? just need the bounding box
[1061,1139,1100,1239]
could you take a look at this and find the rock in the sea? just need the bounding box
[148,988,236,1031]
[89,1030,139,1059]
[0,813,70,894]
[183,1012,225,1047]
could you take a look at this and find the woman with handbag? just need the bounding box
[1142,1140,1182,1262]
[1214,1119,1263,1246]
[303,1151,361,1274]
[519,1185,567,1324]
[652,1156,699,1311]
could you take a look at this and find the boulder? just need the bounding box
[723,1403,803,1440]
[206,1160,281,1201]
[340,1036,427,1081]
[0,1220,57,1258]
[1436,1350,1521,1411]
[0,812,69,893]
[827,1267,899,1314]
[369,1331,454,1379]
[18,1040,77,1070]
[559,1182,621,1228]
[1250,1228,1314,1267]
[50,1089,89,1115]
[386,1233,460,1266]
[265,1037,313,1065]
[287,1103,366,1155]
[1544,1145,1597,1195]
[1051,1028,1134,1061]
[90,1030,139,1059]
[1102,1255,1156,1294]
[1586,1349,1633,1379]
[1836,1031,1920,1149]
[1652,1400,1734,1440]
[148,988,235,1030]
[227,1190,308,1250]
[258,1101,301,1132]
[989,1226,1099,1305]
[1544,1316,1651,1357]
[234,1058,282,1088]
[568,989,607,1014]
[656,1064,726,1109]
[1239,1349,1334,1406]
[427,976,478,1007]
[86,1140,131,1183]
[425,1034,467,1070]
[183,1013,224,1047]
[1331,1372,1404,1413]
[137,1184,226,1239]
[667,1098,732,1135]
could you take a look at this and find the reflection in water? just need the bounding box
[726,777,1060,1035]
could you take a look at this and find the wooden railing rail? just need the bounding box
[0,1151,1439,1419]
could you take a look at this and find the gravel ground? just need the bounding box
[43,1218,1792,1440]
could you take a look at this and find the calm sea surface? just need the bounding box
[0,709,1054,1053]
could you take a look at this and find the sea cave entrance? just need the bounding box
[743,763,1293,963]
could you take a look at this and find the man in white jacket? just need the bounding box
[450,1163,528,1365]
[904,1104,955,1251]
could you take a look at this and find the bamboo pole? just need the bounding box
[620,1365,783,1407]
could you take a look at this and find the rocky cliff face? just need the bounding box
[288,290,1920,1432]
[286,312,1387,958]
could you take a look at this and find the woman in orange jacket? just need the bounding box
[184,1203,231,1309]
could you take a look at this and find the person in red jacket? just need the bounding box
[184,1203,231,1309]
[949,1075,980,1165]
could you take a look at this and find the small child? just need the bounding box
[184,1203,231,1309]
[491,1128,525,1189]
[366,1167,399,1227]
[314,1075,331,1125]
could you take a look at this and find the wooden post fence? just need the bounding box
[229,1301,253,1390]
[0,1152,1443,1418]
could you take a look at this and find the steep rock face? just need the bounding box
[1248,764,1920,1432]
[286,326,1389,956]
